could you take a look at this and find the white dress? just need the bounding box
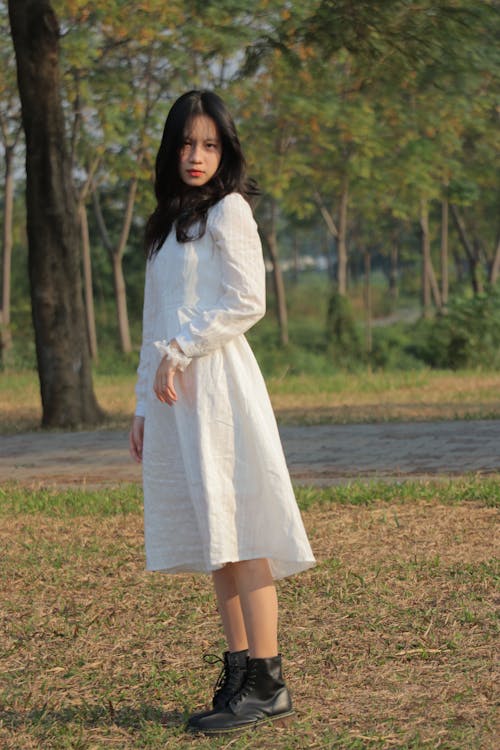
[135,192,315,579]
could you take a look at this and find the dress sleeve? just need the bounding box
[174,193,266,359]
[134,259,154,417]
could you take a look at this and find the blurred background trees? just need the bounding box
[2,0,499,393]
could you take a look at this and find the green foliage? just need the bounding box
[3,0,500,371]
[325,291,364,368]
[410,289,500,369]
[370,324,425,371]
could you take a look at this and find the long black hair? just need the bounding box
[145,90,258,257]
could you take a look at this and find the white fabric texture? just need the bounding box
[135,193,315,579]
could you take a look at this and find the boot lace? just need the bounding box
[231,661,258,705]
[203,654,244,701]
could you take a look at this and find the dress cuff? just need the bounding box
[153,340,191,372]
[134,403,146,418]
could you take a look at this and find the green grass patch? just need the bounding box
[295,475,500,510]
[1,475,498,518]
[0,483,143,516]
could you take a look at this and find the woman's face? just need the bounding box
[179,115,222,187]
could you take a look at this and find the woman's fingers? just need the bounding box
[129,417,144,462]
[166,369,177,401]
[129,431,141,462]
[154,361,178,405]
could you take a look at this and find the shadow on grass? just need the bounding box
[0,703,186,731]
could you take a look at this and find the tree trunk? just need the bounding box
[0,144,15,356]
[292,232,299,284]
[93,181,135,354]
[427,258,442,311]
[262,199,288,346]
[490,236,500,285]
[314,179,349,294]
[113,253,132,353]
[8,0,103,427]
[440,197,449,307]
[364,250,372,357]
[450,204,483,294]
[420,199,431,317]
[314,191,338,280]
[337,175,349,296]
[389,232,399,301]
[79,203,98,360]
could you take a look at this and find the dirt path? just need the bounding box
[1,419,499,487]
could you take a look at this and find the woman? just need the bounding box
[130,90,315,735]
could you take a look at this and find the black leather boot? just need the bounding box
[189,655,294,734]
[187,649,248,728]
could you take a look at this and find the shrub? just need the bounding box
[370,324,425,370]
[408,289,500,369]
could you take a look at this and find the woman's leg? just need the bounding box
[227,558,278,658]
[212,559,278,657]
[192,559,290,733]
[212,565,248,652]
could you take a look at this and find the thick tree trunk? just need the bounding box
[8,0,102,427]
[262,199,288,346]
[0,144,15,355]
[337,175,349,296]
[420,200,431,317]
[79,203,98,360]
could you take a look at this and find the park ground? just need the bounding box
[0,369,498,749]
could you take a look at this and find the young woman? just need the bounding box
[129,90,315,735]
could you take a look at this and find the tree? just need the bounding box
[8,0,103,427]
[0,1,22,359]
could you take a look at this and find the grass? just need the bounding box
[1,475,499,516]
[0,478,498,749]
[2,368,500,434]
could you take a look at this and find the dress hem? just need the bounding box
[145,555,316,580]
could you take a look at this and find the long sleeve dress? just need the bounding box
[135,192,315,580]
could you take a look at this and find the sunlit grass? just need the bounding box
[0,479,497,749]
[1,474,499,516]
[2,368,500,433]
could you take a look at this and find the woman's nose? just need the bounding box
[190,144,202,162]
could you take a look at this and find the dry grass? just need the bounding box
[2,370,500,433]
[269,372,500,425]
[0,373,136,434]
[0,484,498,749]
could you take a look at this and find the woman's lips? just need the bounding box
[188,170,204,177]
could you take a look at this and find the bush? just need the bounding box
[408,289,500,369]
[370,324,425,370]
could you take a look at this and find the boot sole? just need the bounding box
[188,709,295,736]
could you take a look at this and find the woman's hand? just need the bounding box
[129,415,145,463]
[154,354,179,405]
